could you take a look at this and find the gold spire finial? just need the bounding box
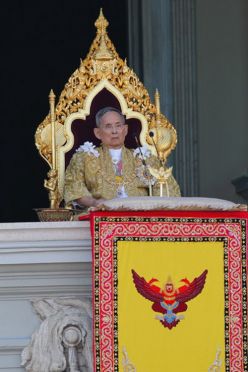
[48,89,56,171]
[155,89,161,115]
[95,8,109,35]
[49,89,55,101]
[93,9,113,60]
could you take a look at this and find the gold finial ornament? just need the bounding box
[148,166,173,197]
[155,89,161,115]
[145,90,177,193]
[147,90,177,163]
[49,89,56,170]
[35,9,178,205]
[94,8,109,34]
[93,10,113,62]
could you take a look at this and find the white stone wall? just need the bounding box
[0,221,92,371]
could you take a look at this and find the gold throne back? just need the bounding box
[35,9,178,211]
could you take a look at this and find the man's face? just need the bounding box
[94,111,128,149]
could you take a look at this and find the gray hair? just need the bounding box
[95,107,125,127]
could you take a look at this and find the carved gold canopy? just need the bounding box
[35,9,178,208]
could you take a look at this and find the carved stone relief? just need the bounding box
[21,298,93,372]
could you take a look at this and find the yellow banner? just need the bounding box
[118,240,225,372]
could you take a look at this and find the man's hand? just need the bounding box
[89,198,106,211]
[95,198,106,206]
[75,196,106,208]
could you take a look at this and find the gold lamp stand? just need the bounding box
[35,90,73,222]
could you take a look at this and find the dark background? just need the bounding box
[0,1,128,222]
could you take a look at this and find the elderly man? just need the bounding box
[64,107,180,208]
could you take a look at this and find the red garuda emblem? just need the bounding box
[132,269,208,329]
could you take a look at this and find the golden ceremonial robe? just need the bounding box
[64,145,180,205]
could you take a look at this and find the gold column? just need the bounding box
[49,89,56,170]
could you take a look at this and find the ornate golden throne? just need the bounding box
[35,9,178,219]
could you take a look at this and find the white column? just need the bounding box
[127,0,199,196]
[128,0,173,119]
[172,0,199,195]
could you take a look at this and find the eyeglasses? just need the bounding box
[100,123,126,132]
